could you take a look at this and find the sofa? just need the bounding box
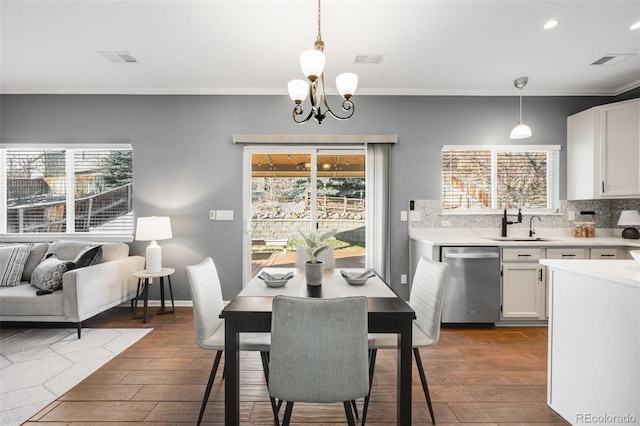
[0,240,145,338]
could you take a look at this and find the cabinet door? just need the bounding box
[502,264,545,319]
[600,100,640,197]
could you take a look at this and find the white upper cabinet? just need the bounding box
[567,99,640,200]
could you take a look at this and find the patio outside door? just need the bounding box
[243,147,366,282]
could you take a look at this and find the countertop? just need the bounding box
[541,259,640,289]
[409,227,640,248]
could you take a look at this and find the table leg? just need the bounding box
[142,278,150,323]
[398,320,413,425]
[224,319,240,426]
[157,275,175,315]
[132,278,142,316]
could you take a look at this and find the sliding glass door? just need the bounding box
[243,147,366,282]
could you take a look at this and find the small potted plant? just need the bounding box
[293,229,336,286]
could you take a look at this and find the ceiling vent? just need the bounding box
[98,51,138,63]
[354,54,384,64]
[591,54,634,66]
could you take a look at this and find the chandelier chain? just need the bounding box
[316,0,322,41]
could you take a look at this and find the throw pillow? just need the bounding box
[30,254,74,292]
[0,244,33,287]
[21,242,49,281]
[71,244,103,268]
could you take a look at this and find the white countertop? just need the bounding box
[541,259,640,289]
[409,227,640,248]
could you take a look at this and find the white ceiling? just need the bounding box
[1,0,639,96]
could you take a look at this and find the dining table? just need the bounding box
[220,267,416,425]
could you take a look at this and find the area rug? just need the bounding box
[0,327,151,426]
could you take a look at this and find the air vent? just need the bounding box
[591,54,634,66]
[354,54,384,64]
[98,51,138,63]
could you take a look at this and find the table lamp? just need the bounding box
[617,210,640,239]
[135,216,173,272]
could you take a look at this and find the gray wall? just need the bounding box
[0,92,629,299]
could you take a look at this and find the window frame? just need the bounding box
[0,141,134,242]
[441,144,561,216]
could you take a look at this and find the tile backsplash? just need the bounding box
[409,199,640,232]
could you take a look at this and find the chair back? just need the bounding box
[295,246,336,268]
[269,296,369,403]
[410,256,449,345]
[185,257,225,349]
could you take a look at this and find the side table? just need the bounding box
[133,268,175,323]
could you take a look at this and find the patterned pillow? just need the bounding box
[30,254,74,292]
[0,244,33,287]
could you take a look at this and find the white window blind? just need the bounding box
[442,145,560,213]
[1,144,133,236]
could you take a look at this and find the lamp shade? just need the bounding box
[336,72,358,99]
[510,121,532,139]
[288,79,309,103]
[135,216,172,241]
[617,210,640,226]
[300,49,325,81]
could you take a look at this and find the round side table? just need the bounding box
[133,268,175,323]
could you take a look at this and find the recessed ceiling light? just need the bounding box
[631,21,640,30]
[544,19,559,30]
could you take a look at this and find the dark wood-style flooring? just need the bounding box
[20,307,569,425]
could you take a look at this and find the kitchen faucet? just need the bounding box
[501,191,523,237]
[529,216,542,237]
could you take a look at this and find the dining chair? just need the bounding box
[268,295,369,426]
[295,245,336,268]
[185,257,274,425]
[361,256,449,425]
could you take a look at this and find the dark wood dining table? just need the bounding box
[220,267,416,425]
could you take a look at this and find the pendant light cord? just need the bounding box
[316,0,322,42]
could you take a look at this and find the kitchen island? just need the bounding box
[540,259,640,425]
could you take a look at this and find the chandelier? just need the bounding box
[287,0,358,124]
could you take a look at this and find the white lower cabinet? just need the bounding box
[501,248,546,320]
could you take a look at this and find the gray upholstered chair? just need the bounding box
[185,257,272,425]
[362,256,449,425]
[295,245,336,268]
[268,295,369,426]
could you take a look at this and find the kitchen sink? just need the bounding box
[484,236,553,242]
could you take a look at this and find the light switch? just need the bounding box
[216,210,234,221]
[400,210,408,221]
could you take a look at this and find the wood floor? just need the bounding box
[21,307,569,425]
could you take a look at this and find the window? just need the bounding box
[442,145,559,213]
[1,143,133,238]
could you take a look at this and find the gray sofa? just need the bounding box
[0,240,145,337]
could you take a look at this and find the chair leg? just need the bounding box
[414,348,436,425]
[281,401,294,426]
[197,350,223,425]
[260,351,280,426]
[344,400,356,426]
[361,349,377,426]
[351,399,359,419]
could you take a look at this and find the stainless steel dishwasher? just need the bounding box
[440,247,501,324]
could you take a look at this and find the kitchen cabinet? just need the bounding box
[546,247,588,259]
[567,98,640,200]
[501,248,546,319]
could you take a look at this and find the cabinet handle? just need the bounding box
[517,254,532,257]
[538,269,543,281]
[602,181,605,193]
[600,254,615,257]
[562,254,576,257]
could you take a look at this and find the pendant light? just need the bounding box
[287,0,358,124]
[510,76,532,139]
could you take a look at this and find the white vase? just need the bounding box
[304,261,324,286]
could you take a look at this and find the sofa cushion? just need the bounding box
[31,254,74,292]
[22,242,50,281]
[0,282,65,316]
[45,240,128,263]
[0,244,33,287]
[71,245,103,268]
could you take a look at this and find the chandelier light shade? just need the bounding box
[617,210,640,239]
[288,0,358,124]
[510,76,532,139]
